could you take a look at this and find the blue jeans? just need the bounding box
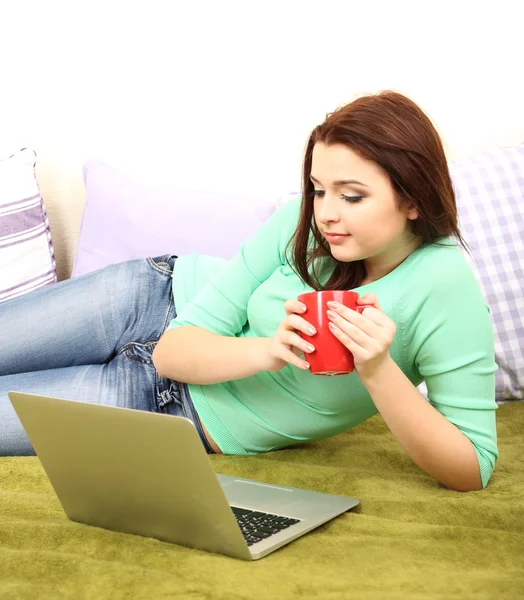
[0,255,214,456]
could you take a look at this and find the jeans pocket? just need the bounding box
[121,341,157,364]
[146,254,177,276]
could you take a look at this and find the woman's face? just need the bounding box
[311,142,421,281]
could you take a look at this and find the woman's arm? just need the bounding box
[153,326,271,384]
[359,356,482,491]
[153,298,318,384]
[326,287,497,492]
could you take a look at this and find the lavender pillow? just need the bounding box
[0,148,57,302]
[451,142,524,401]
[72,160,281,277]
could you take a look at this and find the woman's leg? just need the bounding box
[0,255,182,456]
[0,256,176,375]
[1,354,158,455]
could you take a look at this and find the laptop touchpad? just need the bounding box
[222,480,293,508]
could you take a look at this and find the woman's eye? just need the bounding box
[342,194,364,203]
[312,190,363,203]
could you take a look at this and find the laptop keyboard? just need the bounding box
[231,506,301,547]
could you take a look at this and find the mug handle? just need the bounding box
[356,304,374,314]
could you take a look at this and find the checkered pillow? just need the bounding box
[0,148,57,302]
[451,143,524,401]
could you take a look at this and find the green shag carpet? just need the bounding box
[1,402,522,600]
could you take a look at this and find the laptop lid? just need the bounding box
[8,391,252,560]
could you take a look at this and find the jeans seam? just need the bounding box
[146,255,176,335]
[160,293,175,335]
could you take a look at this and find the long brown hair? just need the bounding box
[288,90,469,291]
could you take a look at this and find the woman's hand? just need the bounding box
[326,293,396,380]
[265,299,316,372]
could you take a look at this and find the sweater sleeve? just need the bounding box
[166,197,300,336]
[404,251,499,488]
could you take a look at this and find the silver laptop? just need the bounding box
[8,391,359,561]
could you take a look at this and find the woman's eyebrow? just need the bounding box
[310,175,369,188]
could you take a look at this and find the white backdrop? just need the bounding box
[1,0,523,196]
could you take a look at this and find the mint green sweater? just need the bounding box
[168,197,498,487]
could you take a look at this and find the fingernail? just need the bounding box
[305,344,315,352]
[302,362,310,369]
[327,301,338,309]
[298,304,306,312]
[307,326,316,335]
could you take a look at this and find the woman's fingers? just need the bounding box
[285,313,317,337]
[357,293,381,311]
[284,299,307,316]
[275,330,312,369]
[269,301,318,372]
[285,348,310,370]
[284,330,315,356]
[274,310,317,370]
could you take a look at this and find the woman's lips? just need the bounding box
[324,233,351,244]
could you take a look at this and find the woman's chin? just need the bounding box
[329,245,361,263]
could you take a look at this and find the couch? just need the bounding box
[1,147,523,599]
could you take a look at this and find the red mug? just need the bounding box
[298,290,374,376]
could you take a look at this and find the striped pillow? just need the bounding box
[0,148,57,302]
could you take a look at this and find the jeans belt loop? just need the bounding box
[159,389,172,407]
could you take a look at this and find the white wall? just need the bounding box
[2,0,523,198]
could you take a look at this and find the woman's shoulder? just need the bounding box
[274,194,302,225]
[245,194,302,244]
[398,238,489,329]
[269,195,303,258]
[406,238,476,289]
[397,239,492,354]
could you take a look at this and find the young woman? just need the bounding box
[0,91,498,492]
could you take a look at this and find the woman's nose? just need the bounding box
[316,194,341,223]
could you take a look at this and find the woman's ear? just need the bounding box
[406,205,418,220]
